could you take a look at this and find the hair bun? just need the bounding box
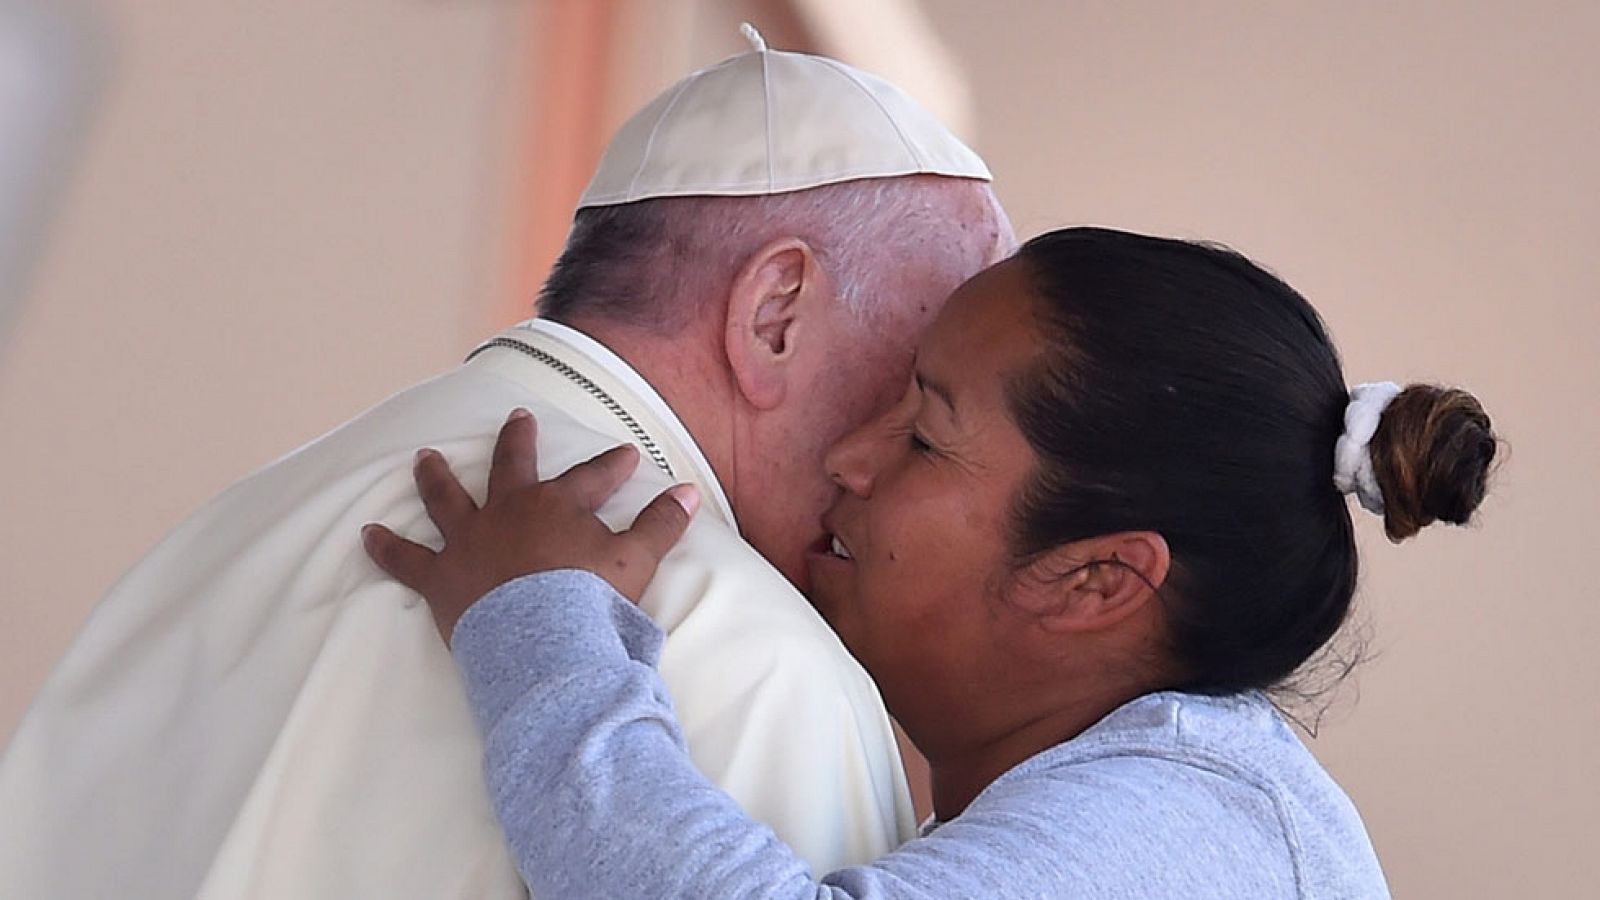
[1368,384,1498,542]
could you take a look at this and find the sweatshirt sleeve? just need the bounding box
[451,571,837,898]
[454,571,946,899]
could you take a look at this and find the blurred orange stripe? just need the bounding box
[504,0,619,326]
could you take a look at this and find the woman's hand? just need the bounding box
[361,408,700,645]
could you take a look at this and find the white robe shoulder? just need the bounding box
[0,322,913,899]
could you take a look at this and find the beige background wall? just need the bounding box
[0,0,533,735]
[1,2,1595,897]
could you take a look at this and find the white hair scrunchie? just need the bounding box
[1333,381,1403,515]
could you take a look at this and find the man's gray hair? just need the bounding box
[538,176,1003,333]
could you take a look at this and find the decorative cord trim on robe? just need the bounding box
[467,337,676,479]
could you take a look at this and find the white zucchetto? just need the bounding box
[577,24,991,210]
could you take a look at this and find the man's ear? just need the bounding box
[724,237,826,411]
[1009,531,1172,635]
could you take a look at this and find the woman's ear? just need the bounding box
[1011,531,1172,634]
[724,238,824,411]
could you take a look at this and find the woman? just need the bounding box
[363,227,1496,898]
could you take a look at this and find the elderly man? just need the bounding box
[0,35,1011,899]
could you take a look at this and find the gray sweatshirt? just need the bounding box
[454,570,1391,899]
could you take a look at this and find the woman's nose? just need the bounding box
[826,419,887,498]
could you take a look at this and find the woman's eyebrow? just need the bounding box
[915,371,959,421]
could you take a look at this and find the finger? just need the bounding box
[487,408,538,503]
[624,484,699,563]
[555,444,641,511]
[361,523,438,596]
[414,449,476,537]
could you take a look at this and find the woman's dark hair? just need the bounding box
[1008,227,1497,696]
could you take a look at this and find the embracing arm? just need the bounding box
[455,571,988,900]
[651,562,913,871]
[456,571,838,898]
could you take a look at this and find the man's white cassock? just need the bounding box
[0,319,916,898]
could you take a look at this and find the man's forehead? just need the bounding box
[988,194,1019,262]
[933,180,1014,270]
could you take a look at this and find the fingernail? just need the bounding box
[414,448,437,464]
[509,407,531,421]
[671,484,700,517]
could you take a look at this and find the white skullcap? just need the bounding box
[1333,381,1403,515]
[577,24,991,210]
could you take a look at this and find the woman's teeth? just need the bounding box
[830,535,853,560]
